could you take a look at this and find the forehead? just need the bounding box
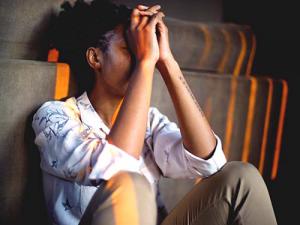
[110,25,127,45]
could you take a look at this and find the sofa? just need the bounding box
[0,5,288,225]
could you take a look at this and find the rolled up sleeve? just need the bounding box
[150,107,227,179]
[32,101,140,186]
[183,132,227,178]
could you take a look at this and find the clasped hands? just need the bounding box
[126,4,174,68]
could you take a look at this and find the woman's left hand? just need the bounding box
[155,14,174,65]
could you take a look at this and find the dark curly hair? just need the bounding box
[49,0,132,95]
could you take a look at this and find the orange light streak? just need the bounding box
[271,80,288,180]
[111,98,124,127]
[245,34,256,77]
[259,78,273,174]
[242,77,257,162]
[198,25,212,67]
[218,28,232,73]
[233,31,247,76]
[223,78,238,157]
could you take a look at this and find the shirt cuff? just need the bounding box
[183,132,227,178]
[89,139,142,182]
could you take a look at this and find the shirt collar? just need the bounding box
[76,91,110,135]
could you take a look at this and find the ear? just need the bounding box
[86,47,103,70]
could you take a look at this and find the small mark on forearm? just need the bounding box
[179,75,205,117]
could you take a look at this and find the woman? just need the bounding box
[32,0,277,224]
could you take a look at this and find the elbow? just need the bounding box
[106,135,141,160]
[185,136,217,160]
[201,137,218,160]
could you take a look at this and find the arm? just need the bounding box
[107,60,155,159]
[150,107,226,178]
[155,17,216,159]
[106,6,164,159]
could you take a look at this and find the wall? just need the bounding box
[0,0,222,61]
[113,0,222,22]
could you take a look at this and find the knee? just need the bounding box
[218,161,264,190]
[81,172,157,225]
[224,161,260,178]
[108,171,153,196]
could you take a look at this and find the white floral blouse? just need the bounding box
[32,91,227,225]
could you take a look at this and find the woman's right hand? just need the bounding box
[126,5,165,65]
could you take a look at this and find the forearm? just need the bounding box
[157,58,216,159]
[107,61,155,159]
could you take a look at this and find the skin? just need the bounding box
[86,4,216,160]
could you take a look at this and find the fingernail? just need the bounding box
[139,5,149,9]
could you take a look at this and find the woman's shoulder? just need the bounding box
[34,96,80,121]
[38,96,77,110]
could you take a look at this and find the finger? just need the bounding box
[148,4,161,12]
[137,5,162,18]
[130,8,141,29]
[138,5,160,17]
[143,5,161,15]
[139,9,163,29]
[130,5,162,30]
[137,5,149,10]
[156,18,167,38]
[156,18,164,30]
[148,12,164,31]
[157,14,166,27]
[139,10,154,16]
[131,8,157,30]
[139,7,162,18]
[137,4,160,13]
[137,15,149,30]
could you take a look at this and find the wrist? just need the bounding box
[136,58,157,69]
[133,59,156,78]
[156,56,178,74]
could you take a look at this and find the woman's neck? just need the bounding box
[87,83,123,129]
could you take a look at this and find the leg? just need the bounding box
[79,171,157,225]
[161,161,277,225]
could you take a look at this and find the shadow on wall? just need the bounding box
[22,109,51,225]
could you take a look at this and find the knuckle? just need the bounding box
[136,4,146,8]
[132,8,139,15]
[144,10,153,15]
[130,25,135,31]
[147,7,157,13]
[153,13,159,17]
[145,26,151,32]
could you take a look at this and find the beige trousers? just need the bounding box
[79,161,277,225]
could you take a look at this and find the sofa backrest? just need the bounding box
[0,59,60,224]
[166,17,256,76]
